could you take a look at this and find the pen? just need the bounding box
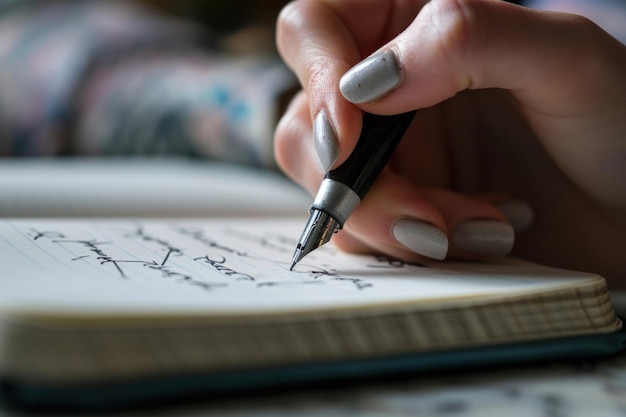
[290,110,417,270]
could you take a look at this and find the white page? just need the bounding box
[0,218,600,318]
[0,158,310,217]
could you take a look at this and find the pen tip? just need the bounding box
[290,209,340,271]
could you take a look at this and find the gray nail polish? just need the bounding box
[392,219,448,260]
[313,111,338,172]
[452,220,514,256]
[340,50,401,104]
[497,200,533,232]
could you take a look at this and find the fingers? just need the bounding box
[274,84,532,261]
[338,170,518,262]
[277,0,623,176]
[276,0,363,171]
[338,0,626,210]
[275,91,525,260]
[275,0,570,263]
[276,0,427,170]
[339,0,625,113]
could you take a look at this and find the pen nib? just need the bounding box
[290,209,340,270]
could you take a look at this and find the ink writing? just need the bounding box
[142,261,228,291]
[52,238,142,278]
[125,226,183,266]
[30,229,65,241]
[194,255,255,281]
[177,227,248,257]
[27,222,386,294]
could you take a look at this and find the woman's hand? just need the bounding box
[274,0,626,286]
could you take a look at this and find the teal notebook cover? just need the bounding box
[2,327,625,412]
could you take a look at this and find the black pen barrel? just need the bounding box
[325,111,417,199]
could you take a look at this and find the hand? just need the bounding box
[274,0,626,287]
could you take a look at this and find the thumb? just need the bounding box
[339,0,625,115]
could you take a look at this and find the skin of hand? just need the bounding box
[273,0,626,288]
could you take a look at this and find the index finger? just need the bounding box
[276,0,425,169]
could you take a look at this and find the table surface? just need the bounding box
[3,354,624,417]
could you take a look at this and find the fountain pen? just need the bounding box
[290,110,417,270]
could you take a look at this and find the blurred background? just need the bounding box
[0,0,295,168]
[0,0,623,169]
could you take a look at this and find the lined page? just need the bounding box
[0,218,602,318]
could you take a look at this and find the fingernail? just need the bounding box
[392,219,448,260]
[340,49,401,104]
[313,111,338,172]
[452,220,514,256]
[496,200,533,232]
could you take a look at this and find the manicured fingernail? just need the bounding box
[313,111,338,172]
[452,220,514,256]
[497,200,533,232]
[340,49,401,104]
[392,219,448,260]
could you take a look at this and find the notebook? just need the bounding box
[0,157,310,217]
[0,217,624,410]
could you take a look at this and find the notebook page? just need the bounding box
[0,218,601,318]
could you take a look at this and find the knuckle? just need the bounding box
[276,0,308,59]
[276,2,299,36]
[276,0,341,99]
[425,0,487,88]
[565,13,605,47]
[276,1,303,39]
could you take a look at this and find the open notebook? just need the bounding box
[0,218,624,410]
